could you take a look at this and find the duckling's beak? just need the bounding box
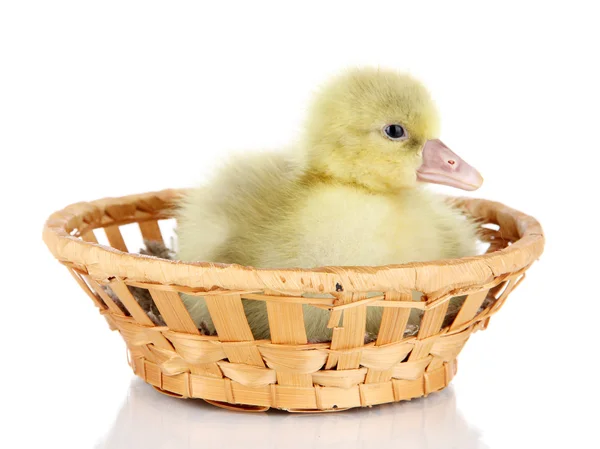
[416,139,484,191]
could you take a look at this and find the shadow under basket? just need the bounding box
[43,189,544,413]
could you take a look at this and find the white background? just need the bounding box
[1,1,599,448]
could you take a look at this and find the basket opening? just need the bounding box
[481,223,500,231]
[489,279,511,302]
[476,240,491,255]
[118,223,145,255]
[91,228,111,247]
[157,218,178,252]
[71,270,109,310]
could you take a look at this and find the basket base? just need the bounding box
[136,356,458,413]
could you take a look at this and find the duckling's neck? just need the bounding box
[301,167,407,197]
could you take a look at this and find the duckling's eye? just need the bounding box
[383,124,407,141]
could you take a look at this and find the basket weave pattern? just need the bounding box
[43,189,544,412]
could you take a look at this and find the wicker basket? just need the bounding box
[43,189,544,412]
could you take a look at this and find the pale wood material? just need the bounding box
[449,290,489,331]
[43,189,544,412]
[366,291,413,383]
[376,292,413,345]
[138,220,163,243]
[265,293,311,386]
[259,345,328,373]
[81,230,98,243]
[109,278,155,326]
[86,276,126,316]
[412,298,450,372]
[326,292,367,370]
[265,302,307,345]
[104,225,128,252]
[204,294,265,367]
[149,289,200,335]
[216,361,276,387]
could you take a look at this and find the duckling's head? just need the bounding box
[303,68,482,193]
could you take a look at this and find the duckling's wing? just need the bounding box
[175,150,304,264]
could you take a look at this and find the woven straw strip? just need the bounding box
[326,292,367,370]
[81,230,98,243]
[138,220,163,243]
[488,274,524,316]
[430,327,471,362]
[244,293,332,305]
[367,291,413,383]
[204,294,265,367]
[86,277,126,316]
[259,345,328,373]
[327,310,343,328]
[109,314,173,351]
[109,278,155,326]
[449,289,488,331]
[265,292,312,386]
[265,295,307,345]
[361,341,415,370]
[216,361,276,387]
[149,289,199,335]
[312,368,367,388]
[104,225,128,252]
[162,331,223,363]
[67,268,106,310]
[410,297,449,373]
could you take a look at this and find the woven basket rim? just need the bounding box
[42,189,545,294]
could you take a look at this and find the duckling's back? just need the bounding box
[176,151,304,266]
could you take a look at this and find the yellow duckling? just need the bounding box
[176,68,483,341]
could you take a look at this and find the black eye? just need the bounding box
[384,124,406,140]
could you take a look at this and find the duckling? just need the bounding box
[176,68,483,341]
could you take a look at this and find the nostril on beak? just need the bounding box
[447,160,456,165]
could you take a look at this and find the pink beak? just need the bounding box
[416,139,484,191]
